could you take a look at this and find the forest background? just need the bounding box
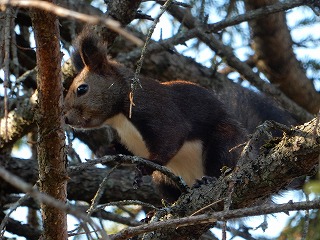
[0,0,320,239]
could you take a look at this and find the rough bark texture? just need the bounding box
[132,118,320,239]
[30,2,67,239]
[2,117,319,240]
[1,0,320,239]
[0,96,35,152]
[1,157,161,205]
[245,0,320,114]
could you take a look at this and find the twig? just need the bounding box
[0,0,143,46]
[87,165,120,216]
[10,9,19,80]
[154,0,191,8]
[190,199,224,217]
[16,67,37,85]
[135,11,154,21]
[129,0,174,118]
[2,6,13,142]
[0,185,33,236]
[301,176,311,240]
[0,166,110,240]
[117,28,198,63]
[194,29,313,122]
[167,4,313,122]
[110,200,320,240]
[206,0,307,33]
[215,222,259,240]
[313,109,320,137]
[98,200,159,211]
[141,0,191,8]
[76,205,142,227]
[68,154,189,193]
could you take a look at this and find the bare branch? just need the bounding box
[69,154,189,193]
[167,5,313,122]
[87,165,120,216]
[2,6,13,142]
[245,0,320,114]
[0,0,143,46]
[0,186,33,235]
[98,200,159,212]
[2,157,161,205]
[206,0,307,33]
[129,0,174,117]
[132,117,320,239]
[110,200,320,240]
[0,94,36,152]
[149,0,192,8]
[0,166,110,240]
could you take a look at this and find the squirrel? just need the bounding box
[64,32,297,202]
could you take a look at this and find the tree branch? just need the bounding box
[0,0,143,46]
[129,117,320,239]
[166,4,313,122]
[0,212,41,240]
[245,0,320,114]
[2,118,319,239]
[206,0,308,33]
[0,94,36,152]
[1,157,161,205]
[0,166,110,240]
[111,199,320,240]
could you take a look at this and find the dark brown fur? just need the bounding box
[64,34,248,202]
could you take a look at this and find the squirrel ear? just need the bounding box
[78,36,107,72]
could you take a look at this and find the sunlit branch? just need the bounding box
[0,0,143,46]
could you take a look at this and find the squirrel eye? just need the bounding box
[76,84,88,96]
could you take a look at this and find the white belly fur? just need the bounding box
[166,140,204,186]
[105,113,150,158]
[105,113,204,186]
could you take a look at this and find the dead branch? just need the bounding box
[0,166,110,240]
[0,0,143,46]
[166,4,313,122]
[206,0,308,33]
[110,199,320,240]
[132,117,320,239]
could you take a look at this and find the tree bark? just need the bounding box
[1,157,161,206]
[1,1,319,238]
[244,0,320,114]
[30,1,67,239]
[2,118,319,239]
[130,118,320,239]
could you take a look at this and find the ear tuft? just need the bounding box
[79,36,99,67]
[71,50,84,72]
[72,32,107,73]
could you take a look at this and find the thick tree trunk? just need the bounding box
[30,1,67,239]
[245,0,320,114]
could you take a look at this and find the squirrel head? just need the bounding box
[64,34,129,129]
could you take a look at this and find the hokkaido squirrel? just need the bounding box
[64,33,295,201]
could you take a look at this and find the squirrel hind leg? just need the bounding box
[152,171,182,203]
